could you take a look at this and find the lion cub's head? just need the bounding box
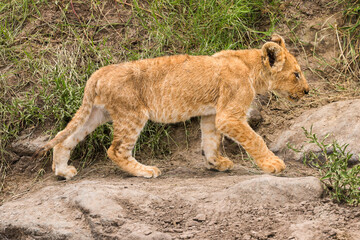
[261,34,310,101]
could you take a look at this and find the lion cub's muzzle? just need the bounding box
[288,86,310,101]
[304,87,309,95]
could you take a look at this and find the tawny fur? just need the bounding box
[35,34,309,180]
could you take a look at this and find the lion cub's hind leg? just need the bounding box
[53,105,110,180]
[107,111,161,178]
[200,115,234,171]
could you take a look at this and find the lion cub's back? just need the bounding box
[94,55,222,123]
[140,55,222,123]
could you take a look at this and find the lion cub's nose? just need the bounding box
[304,88,309,95]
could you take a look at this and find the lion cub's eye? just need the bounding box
[294,72,300,79]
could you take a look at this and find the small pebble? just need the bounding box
[193,213,206,222]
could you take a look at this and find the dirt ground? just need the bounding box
[2,173,359,240]
[1,0,360,239]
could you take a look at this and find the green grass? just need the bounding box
[132,0,281,55]
[289,127,360,206]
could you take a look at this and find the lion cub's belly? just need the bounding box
[149,105,216,123]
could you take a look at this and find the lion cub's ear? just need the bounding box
[270,34,286,48]
[261,42,286,72]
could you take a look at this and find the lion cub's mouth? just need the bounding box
[274,90,300,102]
[288,94,300,102]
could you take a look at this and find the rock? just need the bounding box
[210,175,323,207]
[193,213,206,222]
[12,156,34,173]
[0,180,164,240]
[125,231,172,240]
[0,176,334,239]
[270,100,360,165]
[3,151,19,164]
[247,102,263,129]
[179,233,194,239]
[10,135,50,156]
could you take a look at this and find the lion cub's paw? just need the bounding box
[208,156,234,171]
[135,166,161,178]
[259,157,286,173]
[55,165,78,180]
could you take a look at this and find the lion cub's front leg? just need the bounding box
[216,113,285,173]
[200,115,234,171]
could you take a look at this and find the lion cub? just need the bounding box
[35,34,309,180]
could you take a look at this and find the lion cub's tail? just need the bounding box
[32,73,99,159]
